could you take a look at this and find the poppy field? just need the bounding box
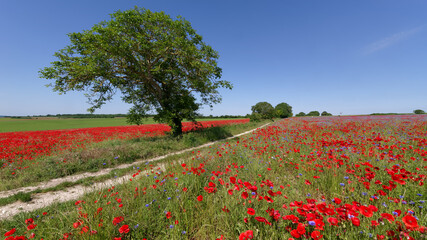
[1,115,426,239]
[0,119,249,172]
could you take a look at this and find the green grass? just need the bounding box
[0,117,245,133]
[0,120,269,192]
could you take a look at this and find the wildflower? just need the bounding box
[402,214,419,229]
[4,228,16,237]
[247,208,255,215]
[239,230,253,240]
[119,225,130,234]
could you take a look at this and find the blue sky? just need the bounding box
[1,0,426,116]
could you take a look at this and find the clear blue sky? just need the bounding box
[1,0,426,116]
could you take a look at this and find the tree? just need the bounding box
[414,109,425,114]
[275,102,293,118]
[39,7,232,136]
[307,111,320,116]
[321,111,332,116]
[295,112,306,117]
[251,102,275,119]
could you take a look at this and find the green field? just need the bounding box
[0,117,244,133]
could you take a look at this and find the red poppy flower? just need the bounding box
[197,195,203,201]
[119,225,130,234]
[314,219,325,230]
[255,216,272,225]
[359,206,373,218]
[290,229,301,238]
[247,208,255,215]
[381,213,395,223]
[241,192,249,199]
[239,230,254,240]
[297,223,306,235]
[4,228,16,237]
[311,230,323,240]
[113,216,124,226]
[27,224,37,230]
[73,222,81,228]
[25,218,34,225]
[402,215,419,229]
[351,217,360,226]
[327,217,339,226]
[333,197,341,204]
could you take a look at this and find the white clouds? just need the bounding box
[362,26,424,55]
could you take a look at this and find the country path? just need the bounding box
[0,122,271,220]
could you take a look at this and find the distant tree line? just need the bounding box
[6,114,247,119]
[295,111,332,117]
[56,114,128,118]
[249,102,293,121]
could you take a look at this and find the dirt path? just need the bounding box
[0,123,270,220]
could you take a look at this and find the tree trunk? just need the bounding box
[171,117,183,137]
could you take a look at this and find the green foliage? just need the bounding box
[251,102,275,119]
[295,112,306,117]
[249,112,262,122]
[413,109,425,114]
[307,111,320,116]
[39,7,232,136]
[321,111,332,116]
[274,102,293,118]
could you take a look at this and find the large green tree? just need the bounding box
[39,7,232,136]
[307,111,320,116]
[321,111,332,116]
[251,102,275,119]
[275,102,293,118]
[413,109,425,114]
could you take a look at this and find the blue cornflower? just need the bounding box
[182,231,186,234]
[340,183,345,186]
[169,225,174,229]
[308,221,315,226]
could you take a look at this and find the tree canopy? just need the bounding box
[414,109,425,114]
[275,102,293,118]
[307,111,320,116]
[321,111,332,116]
[295,112,306,117]
[39,7,232,136]
[251,102,275,119]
